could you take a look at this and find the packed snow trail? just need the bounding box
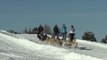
[14,34,107,60]
[0,31,104,60]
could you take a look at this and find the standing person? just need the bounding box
[53,24,60,39]
[37,24,44,39]
[69,25,75,41]
[38,24,44,34]
[61,24,67,40]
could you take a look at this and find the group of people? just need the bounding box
[53,24,75,41]
[37,24,75,41]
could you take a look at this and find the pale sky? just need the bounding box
[0,0,107,41]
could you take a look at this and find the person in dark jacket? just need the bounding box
[37,24,44,39]
[38,24,44,34]
[53,24,60,39]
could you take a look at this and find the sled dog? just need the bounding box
[45,37,78,48]
[66,39,78,48]
[45,37,62,46]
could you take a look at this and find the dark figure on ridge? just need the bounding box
[37,24,44,39]
[53,24,60,39]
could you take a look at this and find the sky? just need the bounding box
[0,0,107,41]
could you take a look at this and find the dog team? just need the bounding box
[37,24,78,48]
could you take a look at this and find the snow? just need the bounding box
[0,30,106,60]
[77,39,107,49]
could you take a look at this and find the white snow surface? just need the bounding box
[0,30,106,60]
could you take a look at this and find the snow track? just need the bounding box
[0,31,105,60]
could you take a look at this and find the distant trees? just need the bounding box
[23,27,38,34]
[100,35,107,43]
[7,29,18,34]
[28,28,32,34]
[23,28,29,34]
[82,32,97,42]
[32,27,38,34]
[43,24,52,35]
[22,24,52,34]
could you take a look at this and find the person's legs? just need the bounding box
[64,33,66,40]
[56,33,59,40]
[69,33,73,41]
[62,33,64,40]
[63,33,66,40]
[72,33,75,40]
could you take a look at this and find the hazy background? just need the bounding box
[0,0,107,41]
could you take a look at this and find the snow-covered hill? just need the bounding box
[0,30,106,60]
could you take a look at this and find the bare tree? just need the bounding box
[7,29,18,34]
[28,28,32,34]
[43,24,52,35]
[23,27,28,34]
[32,27,38,34]
[101,35,107,43]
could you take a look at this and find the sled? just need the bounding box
[44,37,78,48]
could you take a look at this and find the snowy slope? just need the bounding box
[0,31,105,60]
[15,34,107,60]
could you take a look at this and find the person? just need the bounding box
[37,24,44,39]
[38,24,44,34]
[61,24,67,40]
[69,25,75,41]
[53,24,60,39]
[40,34,47,41]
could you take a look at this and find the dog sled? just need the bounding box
[37,33,78,48]
[45,37,78,48]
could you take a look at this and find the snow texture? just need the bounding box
[0,30,106,60]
